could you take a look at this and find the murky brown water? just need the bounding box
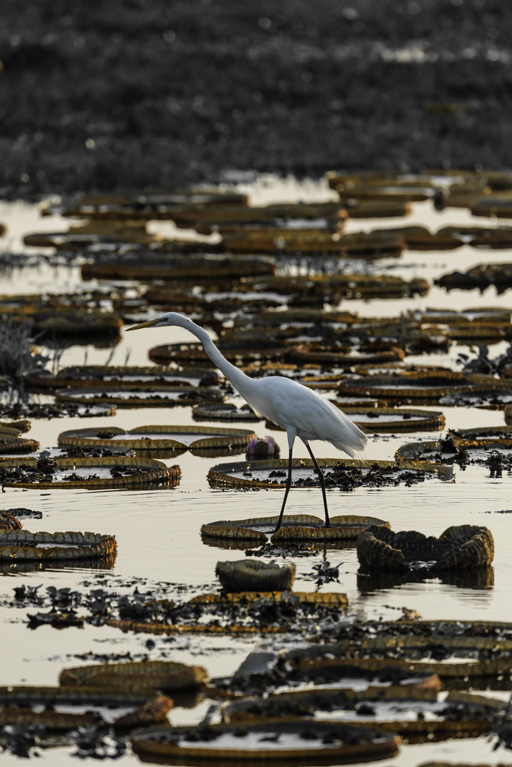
[1,178,511,764]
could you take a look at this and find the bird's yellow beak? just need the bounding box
[125,318,159,332]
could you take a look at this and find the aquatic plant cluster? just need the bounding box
[3,170,512,763]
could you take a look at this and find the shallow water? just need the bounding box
[1,179,512,764]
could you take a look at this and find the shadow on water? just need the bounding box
[0,555,117,577]
[357,565,495,592]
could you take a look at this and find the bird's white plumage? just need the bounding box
[127,311,368,528]
[242,375,366,457]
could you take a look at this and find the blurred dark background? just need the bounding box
[1,0,512,198]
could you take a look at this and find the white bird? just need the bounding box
[127,313,367,531]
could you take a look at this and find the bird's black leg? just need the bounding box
[274,446,293,532]
[305,443,331,528]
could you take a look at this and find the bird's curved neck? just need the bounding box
[184,320,252,396]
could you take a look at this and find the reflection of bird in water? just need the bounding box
[127,313,367,531]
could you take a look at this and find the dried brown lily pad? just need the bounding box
[0,456,180,488]
[357,525,494,572]
[336,371,506,402]
[81,254,275,282]
[283,619,512,682]
[0,436,40,454]
[44,189,250,219]
[0,510,22,530]
[58,424,256,452]
[215,560,296,592]
[192,402,261,422]
[131,720,401,764]
[342,406,446,433]
[223,229,406,258]
[0,530,116,562]
[55,385,223,408]
[60,660,208,693]
[27,364,219,391]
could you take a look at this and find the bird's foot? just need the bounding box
[324,522,331,529]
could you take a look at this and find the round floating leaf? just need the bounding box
[215,560,296,592]
[207,458,453,489]
[0,456,180,488]
[0,530,116,562]
[222,688,503,737]
[55,385,224,408]
[58,424,257,451]
[131,720,401,763]
[60,660,208,693]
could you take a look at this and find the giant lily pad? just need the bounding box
[27,364,220,391]
[192,402,261,422]
[81,254,275,282]
[58,425,257,452]
[343,406,446,432]
[0,686,172,730]
[222,689,503,739]
[43,189,249,220]
[207,458,453,490]
[0,530,116,562]
[201,514,389,547]
[283,620,512,683]
[55,385,223,408]
[0,456,180,488]
[336,371,507,402]
[131,720,401,764]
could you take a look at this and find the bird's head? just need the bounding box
[126,312,191,332]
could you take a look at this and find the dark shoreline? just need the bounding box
[2,0,511,200]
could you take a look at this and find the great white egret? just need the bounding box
[127,313,367,531]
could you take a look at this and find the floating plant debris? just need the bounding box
[397,436,512,469]
[436,263,512,294]
[0,401,117,419]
